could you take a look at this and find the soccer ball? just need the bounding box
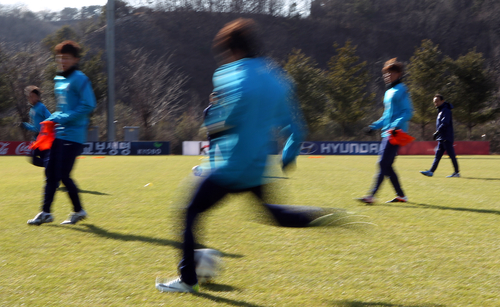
[192,165,202,176]
[194,248,223,283]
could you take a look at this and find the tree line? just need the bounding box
[0,25,191,150]
[284,40,499,142]
[1,1,499,152]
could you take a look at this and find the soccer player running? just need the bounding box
[27,41,96,226]
[420,94,460,178]
[21,85,51,167]
[156,18,331,293]
[358,58,414,205]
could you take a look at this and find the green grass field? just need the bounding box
[1,155,499,307]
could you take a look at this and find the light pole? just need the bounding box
[106,0,115,141]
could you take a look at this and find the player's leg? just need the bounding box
[380,142,405,200]
[385,164,406,201]
[179,176,229,286]
[32,148,44,167]
[444,142,459,173]
[369,137,394,197]
[28,140,61,225]
[42,139,63,213]
[250,186,314,227]
[430,141,446,172]
[60,141,84,213]
[41,149,51,168]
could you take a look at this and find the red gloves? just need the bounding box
[30,121,56,150]
[388,129,415,146]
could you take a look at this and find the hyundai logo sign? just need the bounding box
[300,142,318,155]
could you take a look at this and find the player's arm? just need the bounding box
[370,106,390,130]
[21,122,37,132]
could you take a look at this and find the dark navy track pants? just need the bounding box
[430,140,459,173]
[370,137,404,197]
[42,138,83,213]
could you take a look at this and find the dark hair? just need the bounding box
[382,58,404,74]
[24,85,41,97]
[55,40,81,58]
[212,18,259,57]
[434,94,444,101]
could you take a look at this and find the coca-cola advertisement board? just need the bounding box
[0,141,171,156]
[0,142,33,156]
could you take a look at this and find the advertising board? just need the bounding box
[0,141,170,156]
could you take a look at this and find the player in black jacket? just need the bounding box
[420,94,460,178]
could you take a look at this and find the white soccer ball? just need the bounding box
[192,165,202,176]
[194,248,223,283]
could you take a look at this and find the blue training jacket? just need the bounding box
[206,57,306,189]
[46,68,96,144]
[23,101,51,133]
[370,81,414,137]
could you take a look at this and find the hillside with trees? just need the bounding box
[0,0,499,152]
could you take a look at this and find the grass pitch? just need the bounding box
[0,155,499,307]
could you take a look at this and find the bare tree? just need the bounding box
[212,0,229,12]
[230,0,245,13]
[0,43,52,140]
[206,0,217,12]
[120,49,188,140]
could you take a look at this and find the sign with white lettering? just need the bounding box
[82,142,170,155]
[300,141,380,155]
[0,141,170,156]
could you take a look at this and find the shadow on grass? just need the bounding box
[49,224,182,248]
[49,224,243,258]
[331,300,446,307]
[461,176,500,181]
[378,202,500,216]
[194,291,265,307]
[56,187,110,195]
[201,282,239,292]
[262,176,289,179]
[402,156,500,160]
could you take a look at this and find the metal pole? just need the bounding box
[106,0,115,141]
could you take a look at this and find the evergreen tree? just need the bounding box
[0,48,13,114]
[325,41,374,138]
[445,49,499,140]
[406,40,448,139]
[283,49,326,132]
[42,26,81,52]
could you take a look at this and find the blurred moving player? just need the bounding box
[27,40,96,226]
[358,58,414,204]
[202,91,223,170]
[21,85,51,167]
[420,94,460,178]
[156,18,332,293]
